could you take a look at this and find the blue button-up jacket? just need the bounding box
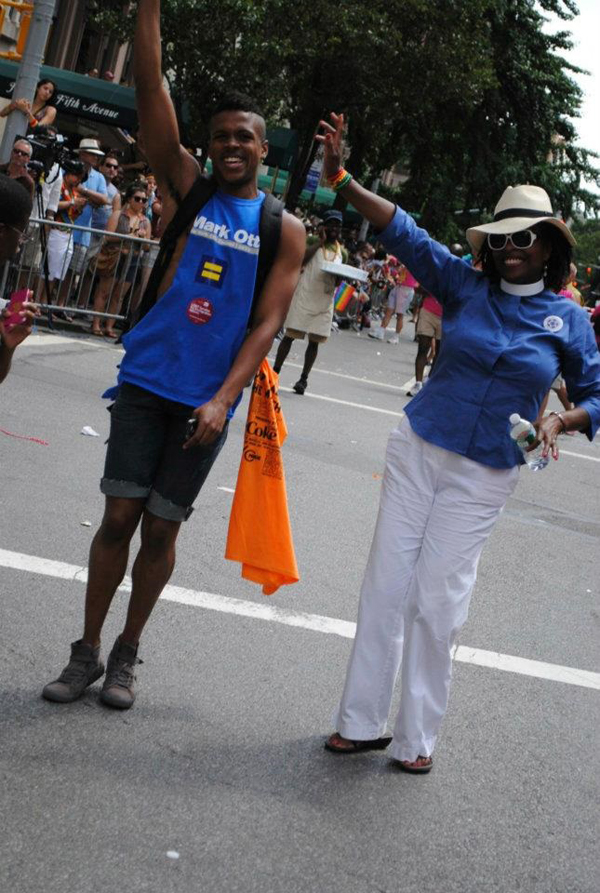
[379,207,600,469]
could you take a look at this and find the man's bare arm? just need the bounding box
[134,0,198,202]
[184,213,306,447]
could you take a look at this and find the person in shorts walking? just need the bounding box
[42,0,305,711]
[368,263,418,343]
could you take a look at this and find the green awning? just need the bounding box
[0,59,137,130]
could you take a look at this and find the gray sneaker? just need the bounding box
[100,637,141,710]
[42,640,104,703]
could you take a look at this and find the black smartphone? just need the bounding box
[185,417,198,441]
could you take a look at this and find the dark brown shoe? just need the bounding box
[100,637,141,710]
[42,640,104,703]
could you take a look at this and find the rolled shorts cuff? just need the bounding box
[146,489,194,522]
[100,479,194,522]
[101,478,150,499]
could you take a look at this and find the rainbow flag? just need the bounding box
[334,281,356,312]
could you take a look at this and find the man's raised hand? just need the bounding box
[316,112,345,179]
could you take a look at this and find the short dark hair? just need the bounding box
[209,91,266,137]
[125,181,147,201]
[62,160,86,179]
[0,173,33,228]
[477,222,572,293]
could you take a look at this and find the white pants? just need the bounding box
[47,229,74,283]
[333,417,519,763]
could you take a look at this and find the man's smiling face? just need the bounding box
[208,110,267,191]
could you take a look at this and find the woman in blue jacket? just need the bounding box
[321,114,600,773]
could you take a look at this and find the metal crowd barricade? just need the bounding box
[0,217,159,327]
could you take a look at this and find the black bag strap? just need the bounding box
[250,192,284,324]
[136,174,216,323]
[135,178,283,327]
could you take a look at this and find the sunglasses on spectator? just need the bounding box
[0,222,30,244]
[12,148,31,158]
[103,162,118,169]
[487,230,538,251]
[132,195,148,204]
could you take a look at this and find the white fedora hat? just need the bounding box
[76,138,105,157]
[466,185,575,254]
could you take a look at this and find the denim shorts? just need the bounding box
[101,383,228,522]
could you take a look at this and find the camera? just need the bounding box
[26,127,72,179]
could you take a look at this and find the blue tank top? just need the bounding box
[115,190,266,415]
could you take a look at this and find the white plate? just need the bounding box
[321,261,369,283]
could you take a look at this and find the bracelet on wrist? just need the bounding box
[549,410,567,433]
[328,169,353,193]
[327,168,352,190]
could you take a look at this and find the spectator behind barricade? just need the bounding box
[91,183,150,338]
[0,174,37,384]
[66,139,109,297]
[41,161,86,316]
[0,78,57,132]
[133,186,162,323]
[27,126,63,220]
[120,128,149,179]
[77,153,122,310]
[0,139,35,199]
[17,128,64,295]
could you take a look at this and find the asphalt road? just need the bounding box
[1,322,598,893]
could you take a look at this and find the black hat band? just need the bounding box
[493,208,554,222]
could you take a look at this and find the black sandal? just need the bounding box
[395,755,433,774]
[324,733,393,754]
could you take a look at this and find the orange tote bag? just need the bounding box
[225,359,299,595]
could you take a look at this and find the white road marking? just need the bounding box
[279,387,405,418]
[217,486,235,493]
[1,548,598,692]
[560,449,600,463]
[21,337,599,462]
[274,359,409,393]
[22,334,107,348]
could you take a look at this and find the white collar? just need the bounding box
[500,278,545,296]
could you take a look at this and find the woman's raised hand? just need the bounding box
[316,112,345,179]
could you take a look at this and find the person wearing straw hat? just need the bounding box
[318,112,600,774]
[58,138,110,317]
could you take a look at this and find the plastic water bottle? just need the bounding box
[509,413,549,471]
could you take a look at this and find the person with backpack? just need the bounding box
[42,0,305,711]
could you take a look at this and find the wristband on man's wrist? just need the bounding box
[549,410,567,432]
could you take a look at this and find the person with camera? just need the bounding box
[0,138,35,199]
[64,139,110,300]
[90,183,151,338]
[40,161,87,312]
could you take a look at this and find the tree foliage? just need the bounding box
[91,0,598,236]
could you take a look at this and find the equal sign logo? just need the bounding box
[196,256,228,288]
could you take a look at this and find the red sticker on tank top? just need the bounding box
[186,298,213,325]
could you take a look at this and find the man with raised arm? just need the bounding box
[43,0,305,711]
